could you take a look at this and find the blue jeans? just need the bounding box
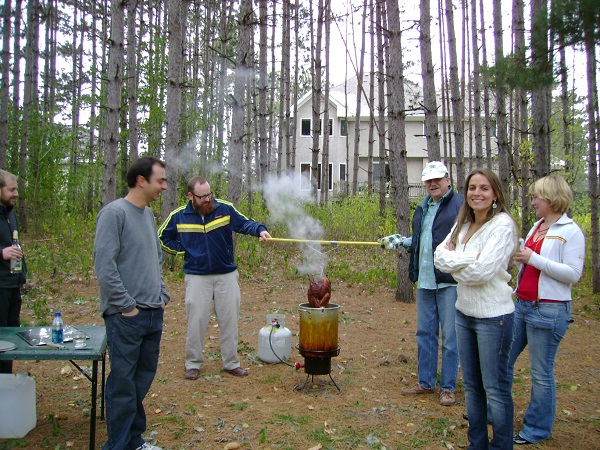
[416,287,458,391]
[508,299,572,444]
[103,308,164,450]
[456,310,514,450]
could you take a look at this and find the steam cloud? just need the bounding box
[262,174,327,275]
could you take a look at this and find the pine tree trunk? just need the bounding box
[478,0,492,169]
[470,0,483,167]
[420,0,441,161]
[376,1,387,212]
[584,36,600,292]
[310,0,323,200]
[530,0,551,178]
[127,0,139,162]
[0,0,11,167]
[492,0,510,202]
[229,0,252,204]
[352,0,367,196]
[321,0,331,204]
[101,0,124,206]
[258,0,268,184]
[385,0,413,303]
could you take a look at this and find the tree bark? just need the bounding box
[584,34,599,292]
[310,0,323,199]
[229,0,252,205]
[420,0,441,161]
[351,0,367,196]
[445,0,465,189]
[101,0,125,207]
[530,0,551,178]
[127,0,139,162]
[492,0,510,202]
[321,0,331,204]
[0,0,11,168]
[385,0,413,303]
[258,0,268,184]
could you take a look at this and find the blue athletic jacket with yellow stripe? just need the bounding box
[158,199,268,275]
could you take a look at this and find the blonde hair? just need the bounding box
[528,175,572,214]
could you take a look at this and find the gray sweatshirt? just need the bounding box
[94,198,170,316]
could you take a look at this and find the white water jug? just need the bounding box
[0,372,37,438]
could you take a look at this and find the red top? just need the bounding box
[516,223,545,301]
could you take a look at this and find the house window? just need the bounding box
[373,162,390,183]
[300,163,332,190]
[339,163,346,181]
[301,119,311,136]
[300,163,311,189]
[317,163,333,190]
[299,118,333,136]
[340,118,348,137]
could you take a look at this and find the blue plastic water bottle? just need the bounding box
[52,312,64,344]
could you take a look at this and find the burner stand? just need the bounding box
[294,346,342,393]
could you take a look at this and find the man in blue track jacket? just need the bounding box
[159,176,271,380]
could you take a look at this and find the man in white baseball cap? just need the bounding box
[379,161,463,406]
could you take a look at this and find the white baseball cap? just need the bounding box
[421,161,449,181]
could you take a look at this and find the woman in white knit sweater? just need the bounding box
[435,168,519,450]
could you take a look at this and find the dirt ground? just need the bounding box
[2,268,600,450]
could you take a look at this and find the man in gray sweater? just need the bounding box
[94,156,170,450]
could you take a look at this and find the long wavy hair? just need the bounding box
[450,168,514,246]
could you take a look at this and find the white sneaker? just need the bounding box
[135,444,162,450]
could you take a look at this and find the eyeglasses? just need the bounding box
[191,192,213,201]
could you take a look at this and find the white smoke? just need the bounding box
[262,174,327,275]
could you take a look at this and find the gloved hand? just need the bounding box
[378,234,406,250]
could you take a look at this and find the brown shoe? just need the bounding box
[185,368,200,380]
[225,367,248,377]
[401,384,435,395]
[439,389,456,406]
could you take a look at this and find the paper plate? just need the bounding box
[0,340,16,352]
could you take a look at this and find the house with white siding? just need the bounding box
[286,76,495,199]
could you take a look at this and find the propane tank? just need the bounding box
[258,314,292,363]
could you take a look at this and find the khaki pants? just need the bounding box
[184,271,241,371]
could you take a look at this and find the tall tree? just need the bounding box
[229,0,253,204]
[479,0,492,168]
[127,0,139,162]
[376,0,387,213]
[310,0,323,198]
[101,0,125,206]
[470,0,483,166]
[163,0,186,218]
[513,0,532,237]
[385,0,412,303]
[283,1,292,179]
[20,0,40,228]
[492,0,510,201]
[444,0,465,189]
[351,0,367,196]
[0,0,11,168]
[420,0,441,161]
[321,0,331,203]
[530,0,551,177]
[258,0,268,185]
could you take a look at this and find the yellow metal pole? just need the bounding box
[266,237,381,246]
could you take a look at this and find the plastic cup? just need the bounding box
[73,332,86,349]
